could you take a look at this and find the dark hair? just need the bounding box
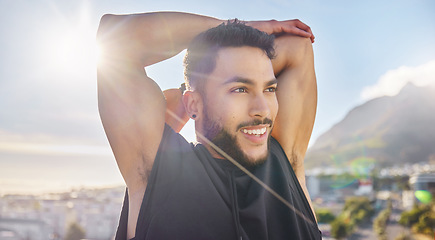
[183,20,275,92]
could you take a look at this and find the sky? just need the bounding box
[0,0,434,194]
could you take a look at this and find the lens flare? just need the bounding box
[350,157,375,179]
[327,135,377,190]
[414,190,432,204]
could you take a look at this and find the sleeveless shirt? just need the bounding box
[115,125,321,240]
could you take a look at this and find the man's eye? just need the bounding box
[233,87,247,93]
[265,87,277,92]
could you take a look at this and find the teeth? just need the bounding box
[243,127,266,135]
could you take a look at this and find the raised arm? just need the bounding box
[270,34,317,216]
[247,19,316,206]
[271,35,316,180]
[97,12,223,190]
[96,12,223,238]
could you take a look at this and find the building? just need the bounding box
[0,218,50,240]
[0,186,124,240]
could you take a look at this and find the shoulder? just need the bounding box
[268,137,298,177]
[158,124,194,154]
[153,124,204,175]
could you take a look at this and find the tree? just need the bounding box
[373,207,391,237]
[64,222,86,240]
[330,218,349,240]
[399,203,435,237]
[399,204,430,227]
[343,196,374,218]
[412,212,435,236]
[394,232,412,240]
[315,209,336,223]
[343,196,374,225]
[329,196,375,238]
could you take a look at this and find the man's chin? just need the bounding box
[212,139,269,168]
[240,152,268,168]
[214,136,270,168]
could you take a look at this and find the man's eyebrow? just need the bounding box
[223,77,254,85]
[266,78,278,86]
[223,77,278,87]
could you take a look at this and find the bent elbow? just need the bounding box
[96,14,116,42]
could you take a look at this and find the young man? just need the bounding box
[97,12,319,240]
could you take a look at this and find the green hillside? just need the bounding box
[305,83,435,169]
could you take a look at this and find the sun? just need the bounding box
[45,29,98,74]
[42,3,98,75]
[47,32,75,68]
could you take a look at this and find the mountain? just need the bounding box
[305,83,435,169]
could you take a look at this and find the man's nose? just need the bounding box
[249,94,270,118]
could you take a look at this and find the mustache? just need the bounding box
[236,118,273,130]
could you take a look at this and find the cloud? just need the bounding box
[0,141,112,156]
[360,60,435,100]
[0,129,111,156]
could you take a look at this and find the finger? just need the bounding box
[282,27,314,43]
[281,25,311,38]
[292,19,312,33]
[291,20,315,40]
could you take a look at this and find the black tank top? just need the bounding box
[115,125,321,240]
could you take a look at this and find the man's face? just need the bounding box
[200,46,278,167]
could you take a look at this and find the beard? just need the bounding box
[202,110,272,168]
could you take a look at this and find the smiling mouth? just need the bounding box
[237,118,273,136]
[241,127,267,136]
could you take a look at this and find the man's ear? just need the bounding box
[182,90,203,120]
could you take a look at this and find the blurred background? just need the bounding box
[0,0,434,239]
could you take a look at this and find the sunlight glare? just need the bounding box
[95,42,103,65]
[42,1,97,76]
[45,28,98,74]
[48,32,77,69]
